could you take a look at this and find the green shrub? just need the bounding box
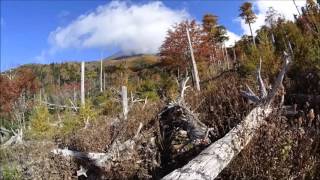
[93,90,121,116]
[0,118,19,132]
[60,110,81,135]
[79,100,97,124]
[1,164,22,180]
[28,105,53,139]
[138,79,159,101]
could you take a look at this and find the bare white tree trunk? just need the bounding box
[103,72,106,91]
[100,52,103,92]
[81,61,85,106]
[121,86,128,120]
[186,27,200,91]
[73,87,77,102]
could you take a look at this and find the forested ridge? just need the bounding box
[1,1,320,179]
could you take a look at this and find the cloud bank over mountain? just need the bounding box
[49,1,189,54]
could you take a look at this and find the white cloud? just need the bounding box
[49,1,189,54]
[239,0,306,35]
[225,30,241,47]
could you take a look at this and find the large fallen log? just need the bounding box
[162,52,291,180]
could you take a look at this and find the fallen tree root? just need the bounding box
[1,128,23,148]
[162,52,291,179]
[52,123,143,168]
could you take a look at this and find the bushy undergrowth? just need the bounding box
[1,163,22,180]
[219,110,320,179]
[199,72,251,140]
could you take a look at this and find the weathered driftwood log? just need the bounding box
[52,123,143,168]
[162,52,291,180]
[1,129,23,148]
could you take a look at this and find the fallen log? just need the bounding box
[52,122,143,168]
[162,52,291,179]
[1,128,23,148]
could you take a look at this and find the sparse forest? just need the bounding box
[1,1,320,179]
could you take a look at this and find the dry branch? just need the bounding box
[41,101,79,110]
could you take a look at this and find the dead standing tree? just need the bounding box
[81,61,85,106]
[122,85,128,120]
[161,52,291,179]
[100,52,103,92]
[186,27,201,92]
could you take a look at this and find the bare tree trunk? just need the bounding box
[81,61,85,106]
[224,44,229,70]
[103,72,106,91]
[39,88,42,102]
[121,86,128,120]
[248,23,256,47]
[100,52,103,92]
[292,0,302,16]
[186,27,201,91]
[271,33,275,44]
[73,87,77,102]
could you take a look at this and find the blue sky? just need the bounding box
[0,0,306,72]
